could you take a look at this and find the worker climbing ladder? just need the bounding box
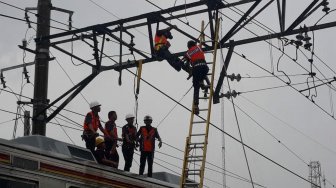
[180,18,220,188]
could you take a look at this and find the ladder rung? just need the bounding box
[199,108,208,112]
[206,62,213,64]
[207,73,212,76]
[187,155,203,158]
[190,134,206,137]
[187,159,203,162]
[183,182,199,187]
[189,146,204,149]
[189,142,205,145]
[188,172,200,176]
[187,169,201,172]
[193,120,206,124]
[199,96,209,100]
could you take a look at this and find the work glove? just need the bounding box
[158,141,162,148]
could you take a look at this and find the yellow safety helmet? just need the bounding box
[95,137,104,147]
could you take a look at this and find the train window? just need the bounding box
[0,176,38,188]
[68,146,95,161]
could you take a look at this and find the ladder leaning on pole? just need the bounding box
[180,18,220,188]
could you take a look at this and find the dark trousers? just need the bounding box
[157,48,182,71]
[122,146,134,171]
[139,151,154,177]
[83,133,96,153]
[105,140,114,153]
[192,64,209,105]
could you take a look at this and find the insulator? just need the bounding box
[322,6,330,13]
[22,39,27,48]
[0,72,6,88]
[220,90,238,99]
[295,40,303,47]
[236,74,241,82]
[221,91,231,99]
[304,42,312,50]
[227,73,241,82]
[303,33,311,42]
[322,0,330,13]
[296,29,304,41]
[68,15,72,30]
[228,73,236,81]
[23,67,30,83]
[231,90,238,98]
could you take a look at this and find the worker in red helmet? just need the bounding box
[82,101,110,153]
[184,40,209,115]
[136,115,162,177]
[154,25,184,72]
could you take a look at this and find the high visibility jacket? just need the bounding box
[83,111,100,132]
[139,126,156,152]
[105,121,118,138]
[185,45,205,64]
[154,34,168,51]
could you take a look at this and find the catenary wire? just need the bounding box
[239,77,334,95]
[238,92,336,156]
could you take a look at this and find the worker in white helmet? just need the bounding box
[136,115,162,177]
[82,101,110,153]
[121,113,137,171]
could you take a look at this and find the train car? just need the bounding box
[0,135,178,188]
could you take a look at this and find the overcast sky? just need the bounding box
[1,0,336,187]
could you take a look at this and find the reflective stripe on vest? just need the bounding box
[141,127,156,152]
[186,45,205,64]
[83,111,100,132]
[154,34,168,51]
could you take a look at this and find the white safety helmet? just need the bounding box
[89,101,101,109]
[125,113,135,120]
[143,115,153,121]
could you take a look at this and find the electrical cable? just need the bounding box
[220,41,255,188]
[143,0,212,39]
[239,77,333,95]
[156,85,193,128]
[0,0,72,29]
[46,110,76,145]
[87,0,148,38]
[50,51,89,105]
[156,150,266,187]
[230,100,309,165]
[218,8,336,94]
[241,73,310,79]
[0,13,68,31]
[0,118,17,125]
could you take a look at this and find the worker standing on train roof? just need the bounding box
[184,40,209,115]
[121,113,137,172]
[82,101,111,153]
[136,115,162,177]
[104,111,119,168]
[94,137,118,168]
[154,25,185,72]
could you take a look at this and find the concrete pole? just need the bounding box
[32,0,51,136]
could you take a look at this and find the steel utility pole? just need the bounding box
[32,0,51,136]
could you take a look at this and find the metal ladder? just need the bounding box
[180,19,220,188]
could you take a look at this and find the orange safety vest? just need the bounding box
[83,111,100,132]
[185,45,205,64]
[140,127,156,152]
[154,34,168,51]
